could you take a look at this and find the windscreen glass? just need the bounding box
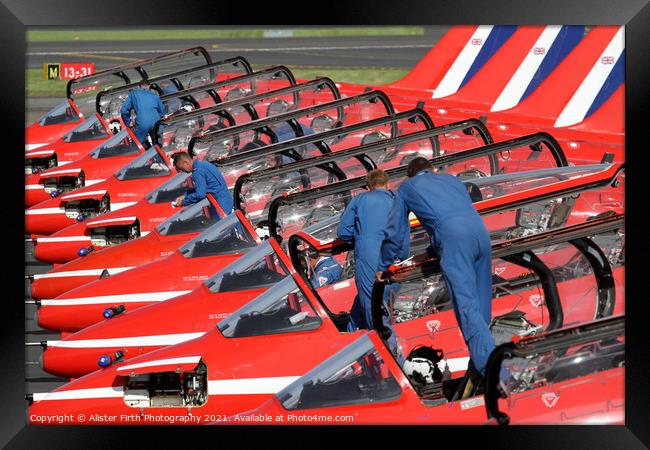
[498,328,624,400]
[277,334,401,410]
[151,70,292,152]
[62,115,109,143]
[379,231,618,371]
[205,241,290,293]
[69,49,211,117]
[98,59,250,120]
[240,164,354,224]
[217,113,434,193]
[156,197,220,236]
[178,213,257,258]
[161,90,217,117]
[158,111,231,155]
[114,148,171,180]
[197,94,393,164]
[217,277,321,338]
[89,129,140,159]
[38,100,81,126]
[215,68,295,103]
[272,163,616,241]
[145,172,191,204]
[189,81,339,161]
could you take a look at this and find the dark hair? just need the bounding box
[172,151,191,166]
[366,169,389,189]
[138,79,151,87]
[406,157,432,177]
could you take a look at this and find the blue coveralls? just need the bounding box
[308,256,343,289]
[120,88,166,145]
[337,189,400,329]
[181,159,234,213]
[379,170,494,375]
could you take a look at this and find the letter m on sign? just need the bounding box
[44,63,60,80]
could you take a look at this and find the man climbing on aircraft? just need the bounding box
[120,79,166,147]
[377,157,494,377]
[337,169,403,331]
[172,152,234,213]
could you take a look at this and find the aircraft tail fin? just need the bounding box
[388,25,492,93]
[487,26,586,111]
[500,26,624,127]
[390,26,586,109]
[565,83,624,136]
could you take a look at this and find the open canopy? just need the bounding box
[187,90,393,162]
[97,57,253,121]
[154,66,296,119]
[214,108,435,184]
[68,47,212,117]
[274,216,624,413]
[154,78,340,157]
[266,130,568,240]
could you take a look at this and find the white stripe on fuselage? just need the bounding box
[32,357,474,403]
[25,143,48,151]
[39,290,190,305]
[25,207,65,215]
[36,236,92,243]
[25,202,132,216]
[117,356,202,372]
[25,149,54,157]
[46,332,205,348]
[60,190,107,200]
[87,216,137,226]
[39,168,81,176]
[33,267,134,280]
[207,376,300,395]
[432,25,494,99]
[490,25,563,112]
[111,202,137,211]
[35,230,149,244]
[32,376,300,403]
[554,26,625,127]
[32,386,124,402]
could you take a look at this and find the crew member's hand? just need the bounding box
[174,195,185,206]
[375,271,386,283]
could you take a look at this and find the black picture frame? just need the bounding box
[2,0,647,447]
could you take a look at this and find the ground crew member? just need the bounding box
[377,157,494,376]
[337,169,403,332]
[171,152,234,213]
[120,79,165,146]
